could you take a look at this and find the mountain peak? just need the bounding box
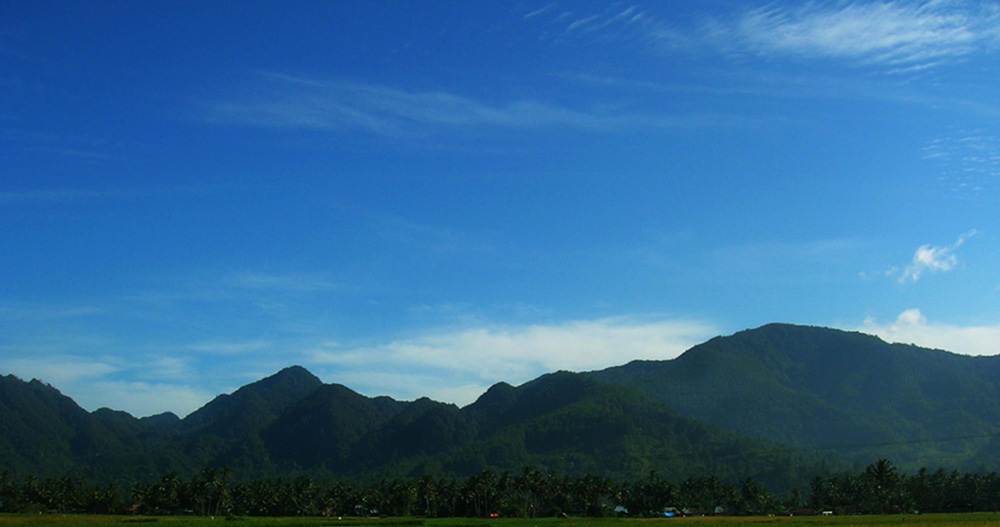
[268,364,322,384]
[465,381,517,417]
[179,365,323,433]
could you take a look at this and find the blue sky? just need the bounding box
[3,1,1000,417]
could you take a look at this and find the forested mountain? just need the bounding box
[588,323,1000,470]
[180,365,323,437]
[0,368,820,489]
[2,324,999,489]
[0,374,179,482]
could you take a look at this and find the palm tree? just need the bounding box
[864,459,900,513]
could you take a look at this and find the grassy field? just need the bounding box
[3,514,1000,527]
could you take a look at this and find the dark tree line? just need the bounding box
[2,460,999,517]
[809,459,1000,514]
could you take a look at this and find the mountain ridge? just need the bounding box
[3,323,1000,487]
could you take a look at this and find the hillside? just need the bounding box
[588,323,1000,469]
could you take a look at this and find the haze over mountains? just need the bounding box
[2,324,999,490]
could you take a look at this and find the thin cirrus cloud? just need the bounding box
[529,5,646,37]
[206,74,608,134]
[725,2,996,66]
[202,73,723,137]
[923,133,1000,194]
[305,316,717,405]
[593,1,1000,71]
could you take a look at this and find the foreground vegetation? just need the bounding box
[3,460,1000,518]
[4,514,1000,527]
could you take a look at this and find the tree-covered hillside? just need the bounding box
[588,323,1000,470]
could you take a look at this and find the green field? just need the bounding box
[3,514,1000,527]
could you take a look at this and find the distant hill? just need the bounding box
[3,324,999,488]
[588,323,1000,470]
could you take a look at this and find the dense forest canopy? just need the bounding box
[2,460,999,517]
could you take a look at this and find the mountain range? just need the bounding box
[2,323,999,490]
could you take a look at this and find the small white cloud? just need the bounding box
[897,230,977,283]
[860,309,1000,356]
[894,308,927,327]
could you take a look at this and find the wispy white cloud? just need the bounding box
[566,6,645,34]
[924,132,1000,194]
[895,230,977,283]
[528,4,647,36]
[523,3,555,20]
[205,73,603,134]
[306,316,717,405]
[602,1,1000,72]
[727,2,995,66]
[566,14,601,33]
[203,73,735,137]
[860,308,1000,356]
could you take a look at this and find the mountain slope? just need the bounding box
[0,374,172,482]
[588,323,1000,469]
[0,374,93,476]
[261,382,406,471]
[180,365,323,437]
[357,371,826,490]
